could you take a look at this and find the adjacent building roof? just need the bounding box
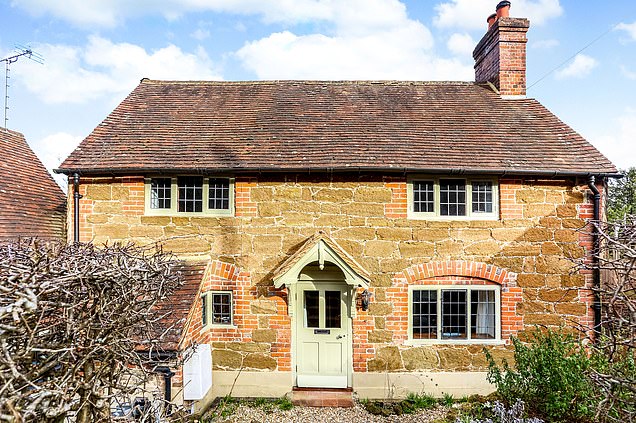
[154,262,206,351]
[0,129,66,240]
[58,79,617,177]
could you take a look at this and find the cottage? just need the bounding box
[57,5,618,408]
[0,129,66,241]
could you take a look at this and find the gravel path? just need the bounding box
[213,401,451,423]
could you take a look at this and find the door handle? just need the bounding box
[336,334,346,339]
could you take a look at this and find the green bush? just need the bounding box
[485,328,596,422]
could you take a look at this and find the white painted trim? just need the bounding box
[144,176,235,217]
[273,239,369,289]
[500,95,527,100]
[406,175,499,221]
[407,284,501,344]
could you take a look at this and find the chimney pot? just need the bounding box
[496,1,511,19]
[487,13,497,29]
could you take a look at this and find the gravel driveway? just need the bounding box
[213,402,451,422]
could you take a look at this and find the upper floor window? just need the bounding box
[409,285,500,344]
[145,176,234,216]
[408,177,498,220]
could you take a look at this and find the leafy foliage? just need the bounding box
[455,399,544,423]
[485,329,596,422]
[607,168,636,222]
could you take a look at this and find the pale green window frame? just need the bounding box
[407,284,502,345]
[406,176,499,220]
[144,176,235,216]
[201,291,234,328]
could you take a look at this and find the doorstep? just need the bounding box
[291,387,354,408]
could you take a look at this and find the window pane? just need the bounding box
[304,291,319,328]
[178,176,203,212]
[472,181,493,213]
[325,291,341,328]
[440,179,466,216]
[471,290,496,339]
[211,292,232,325]
[413,181,434,213]
[201,295,207,326]
[209,178,230,210]
[412,290,437,339]
[150,178,171,209]
[442,290,467,339]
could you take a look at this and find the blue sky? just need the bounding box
[1,0,635,188]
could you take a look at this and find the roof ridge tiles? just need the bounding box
[139,79,478,86]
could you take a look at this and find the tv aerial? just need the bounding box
[1,45,44,130]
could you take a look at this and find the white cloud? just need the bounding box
[531,39,559,49]
[12,36,221,104]
[616,21,636,41]
[9,0,335,27]
[591,108,636,169]
[621,65,636,80]
[191,28,210,41]
[236,0,473,81]
[555,54,598,79]
[434,0,563,31]
[447,33,476,57]
[30,132,83,189]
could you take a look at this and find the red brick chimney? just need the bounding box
[473,2,529,98]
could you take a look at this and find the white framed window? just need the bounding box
[407,176,498,220]
[145,176,234,216]
[201,291,233,327]
[408,285,501,344]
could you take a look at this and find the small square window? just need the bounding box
[150,178,172,209]
[211,292,232,325]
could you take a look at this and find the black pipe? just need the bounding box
[587,176,602,334]
[156,366,175,415]
[73,173,82,243]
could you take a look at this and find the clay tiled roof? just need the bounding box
[154,262,206,351]
[0,129,66,240]
[58,80,617,177]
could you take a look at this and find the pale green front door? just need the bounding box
[295,282,351,388]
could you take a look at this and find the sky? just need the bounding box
[1,0,635,189]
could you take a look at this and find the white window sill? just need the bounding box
[145,210,234,217]
[404,339,505,346]
[406,213,500,221]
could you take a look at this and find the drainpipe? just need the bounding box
[587,176,602,334]
[156,366,175,415]
[73,173,82,243]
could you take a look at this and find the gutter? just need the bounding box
[587,176,602,334]
[54,166,623,179]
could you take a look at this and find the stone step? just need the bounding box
[291,388,354,408]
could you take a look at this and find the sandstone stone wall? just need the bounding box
[69,173,598,373]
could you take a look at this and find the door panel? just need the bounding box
[296,282,350,388]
